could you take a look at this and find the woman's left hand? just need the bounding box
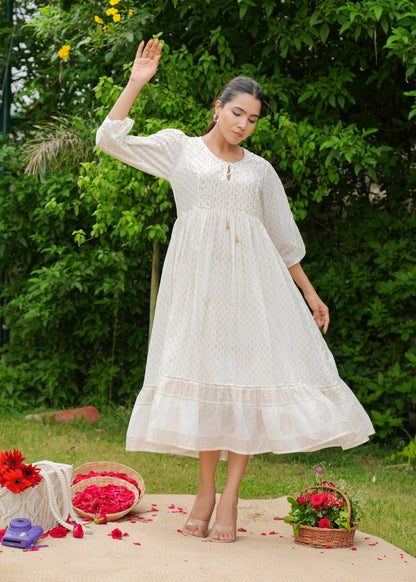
[304,291,330,334]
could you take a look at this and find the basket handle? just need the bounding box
[298,485,351,520]
[37,461,84,531]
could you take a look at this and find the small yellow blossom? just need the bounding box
[113,13,121,22]
[106,7,118,16]
[129,9,133,16]
[109,0,121,5]
[58,45,71,60]
[94,15,104,24]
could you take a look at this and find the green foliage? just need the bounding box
[0,0,415,442]
[0,137,150,411]
[389,436,416,470]
[302,202,416,439]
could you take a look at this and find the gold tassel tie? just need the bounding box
[226,220,239,242]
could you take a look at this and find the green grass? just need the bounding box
[1,407,416,556]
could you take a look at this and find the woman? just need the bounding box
[96,39,374,542]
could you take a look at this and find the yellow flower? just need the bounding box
[109,0,121,5]
[106,7,118,15]
[129,9,133,16]
[113,13,121,22]
[58,45,71,60]
[94,15,104,24]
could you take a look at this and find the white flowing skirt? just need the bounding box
[126,209,374,458]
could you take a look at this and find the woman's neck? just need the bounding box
[201,127,244,163]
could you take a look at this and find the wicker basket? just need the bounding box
[71,476,139,521]
[293,485,357,548]
[71,461,145,508]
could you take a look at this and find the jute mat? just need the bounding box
[1,495,415,582]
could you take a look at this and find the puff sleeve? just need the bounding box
[261,161,306,268]
[95,116,186,181]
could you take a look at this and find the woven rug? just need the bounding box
[2,495,415,582]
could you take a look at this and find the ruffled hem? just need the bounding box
[126,377,375,460]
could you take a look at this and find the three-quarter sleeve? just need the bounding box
[95,116,186,181]
[261,161,306,267]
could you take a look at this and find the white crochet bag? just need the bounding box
[0,461,82,531]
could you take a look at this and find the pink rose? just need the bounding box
[318,519,331,529]
[48,526,68,538]
[72,524,84,538]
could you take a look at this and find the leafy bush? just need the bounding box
[302,202,416,438]
[0,0,415,444]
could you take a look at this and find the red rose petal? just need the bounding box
[48,526,68,538]
[237,528,247,532]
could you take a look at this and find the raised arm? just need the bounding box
[288,262,330,334]
[108,39,163,121]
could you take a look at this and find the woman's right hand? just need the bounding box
[107,39,163,120]
[128,39,163,87]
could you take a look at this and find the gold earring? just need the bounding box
[213,113,218,123]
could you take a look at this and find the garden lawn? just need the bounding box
[1,408,415,557]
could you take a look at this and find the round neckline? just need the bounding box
[198,136,246,165]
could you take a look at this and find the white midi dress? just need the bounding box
[96,117,374,459]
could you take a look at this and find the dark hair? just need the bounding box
[207,76,264,133]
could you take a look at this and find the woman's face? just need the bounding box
[215,93,261,145]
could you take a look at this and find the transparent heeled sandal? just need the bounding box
[207,523,236,543]
[182,517,211,538]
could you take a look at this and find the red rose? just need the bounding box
[318,519,331,529]
[110,528,123,540]
[0,528,6,542]
[310,493,324,507]
[72,524,84,538]
[322,492,336,507]
[296,496,308,504]
[94,512,108,524]
[48,526,68,538]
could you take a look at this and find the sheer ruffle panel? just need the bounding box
[126,377,374,458]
